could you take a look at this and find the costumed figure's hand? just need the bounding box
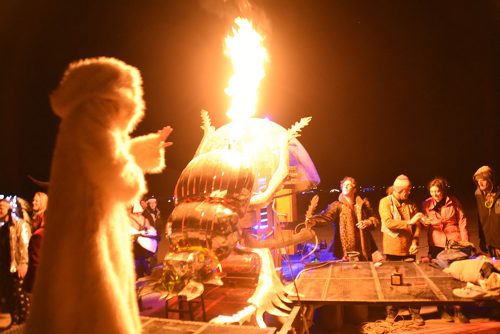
[158,126,174,148]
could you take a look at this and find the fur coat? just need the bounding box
[310,194,379,260]
[27,57,166,334]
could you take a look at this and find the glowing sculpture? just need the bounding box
[139,18,319,327]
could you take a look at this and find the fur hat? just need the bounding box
[50,57,145,132]
[473,165,495,185]
[393,174,411,190]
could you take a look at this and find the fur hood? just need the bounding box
[473,165,495,186]
[50,57,145,134]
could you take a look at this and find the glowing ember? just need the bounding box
[224,17,269,121]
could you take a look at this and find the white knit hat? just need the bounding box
[393,174,411,190]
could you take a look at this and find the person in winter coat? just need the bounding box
[309,176,380,261]
[421,177,470,323]
[473,166,500,257]
[422,177,469,259]
[379,175,425,325]
[24,192,48,294]
[0,198,31,325]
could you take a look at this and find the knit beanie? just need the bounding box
[393,174,411,190]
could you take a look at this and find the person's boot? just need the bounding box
[385,306,398,323]
[409,308,425,326]
[440,306,454,322]
[454,309,469,324]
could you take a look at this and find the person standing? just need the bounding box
[379,175,424,325]
[473,166,500,257]
[0,198,31,326]
[24,192,48,294]
[143,196,161,268]
[309,176,380,261]
[143,197,161,235]
[129,203,157,278]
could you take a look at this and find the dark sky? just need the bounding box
[1,0,499,201]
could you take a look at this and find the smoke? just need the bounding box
[198,0,272,35]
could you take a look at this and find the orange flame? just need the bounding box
[224,17,269,121]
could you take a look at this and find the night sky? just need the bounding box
[1,0,498,202]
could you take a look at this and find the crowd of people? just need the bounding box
[0,191,163,329]
[1,164,498,329]
[309,165,499,325]
[0,192,46,327]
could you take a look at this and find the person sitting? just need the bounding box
[422,177,470,323]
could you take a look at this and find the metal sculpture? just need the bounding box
[139,111,320,327]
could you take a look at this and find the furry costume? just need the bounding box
[27,57,168,334]
[308,195,379,260]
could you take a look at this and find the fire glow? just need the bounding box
[224,17,269,121]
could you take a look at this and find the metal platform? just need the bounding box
[292,261,499,306]
[0,318,276,334]
[141,316,276,334]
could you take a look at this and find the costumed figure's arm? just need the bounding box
[129,126,173,173]
[67,105,146,202]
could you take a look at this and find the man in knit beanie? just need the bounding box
[473,166,500,257]
[379,174,425,325]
